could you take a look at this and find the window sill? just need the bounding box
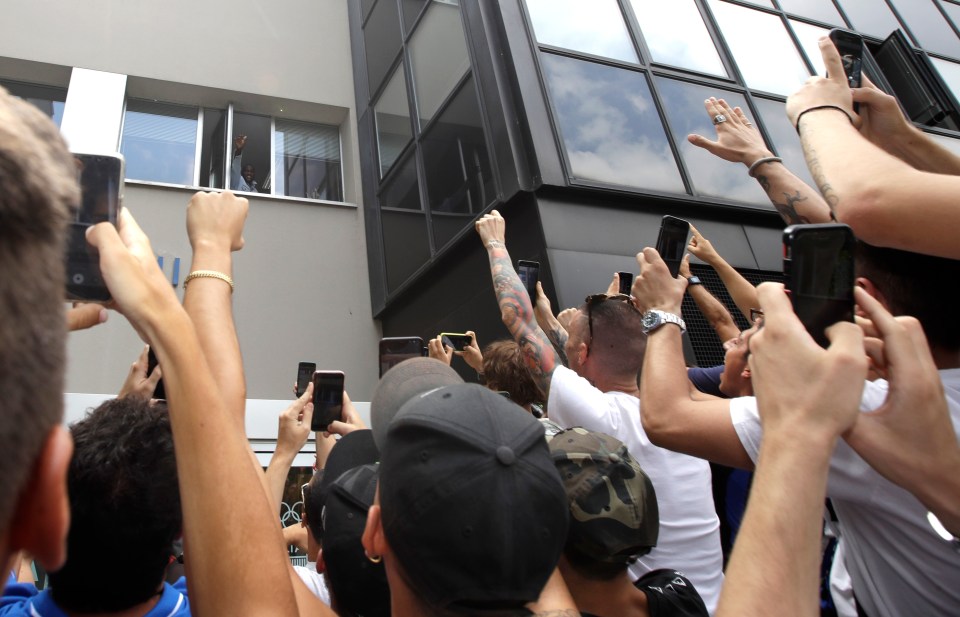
[124,179,358,210]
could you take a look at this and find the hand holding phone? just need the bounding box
[379,337,425,377]
[440,333,473,351]
[517,260,540,301]
[311,370,345,432]
[655,216,691,278]
[617,272,634,296]
[67,153,124,302]
[828,29,864,112]
[295,362,316,398]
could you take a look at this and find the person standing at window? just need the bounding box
[231,134,258,192]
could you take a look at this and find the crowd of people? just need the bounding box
[0,36,957,617]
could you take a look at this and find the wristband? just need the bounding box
[183,269,235,293]
[794,105,855,133]
[687,276,702,286]
[747,156,783,178]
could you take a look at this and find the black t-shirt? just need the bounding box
[579,569,709,617]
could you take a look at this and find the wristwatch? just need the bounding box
[687,276,702,286]
[641,309,686,334]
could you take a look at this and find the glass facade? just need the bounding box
[1,80,67,127]
[121,99,199,186]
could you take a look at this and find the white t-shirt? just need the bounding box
[730,368,960,617]
[548,366,724,615]
[293,562,331,606]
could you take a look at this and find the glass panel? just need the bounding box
[121,100,198,185]
[887,0,960,57]
[380,155,431,292]
[1,81,67,127]
[421,77,494,250]
[525,0,638,62]
[752,97,818,189]
[274,119,343,201]
[656,79,769,205]
[409,1,470,127]
[199,108,226,189]
[541,54,684,193]
[364,0,403,96]
[708,0,811,95]
[231,112,271,193]
[790,19,832,77]
[836,0,902,39]
[777,0,844,25]
[627,0,727,76]
[931,57,960,103]
[943,2,960,34]
[402,0,429,32]
[375,65,413,178]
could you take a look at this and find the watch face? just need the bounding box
[642,312,660,329]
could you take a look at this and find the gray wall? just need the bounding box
[0,1,384,399]
[66,184,382,400]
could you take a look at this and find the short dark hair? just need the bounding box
[855,241,960,351]
[0,87,77,534]
[303,470,325,543]
[482,340,544,407]
[580,297,647,377]
[50,397,182,612]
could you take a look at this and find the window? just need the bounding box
[886,0,960,58]
[375,65,414,177]
[121,100,199,186]
[627,0,727,77]
[836,0,902,40]
[776,0,844,25]
[364,0,403,95]
[380,154,431,292]
[1,80,67,127]
[274,120,343,201]
[408,0,471,128]
[526,0,637,62]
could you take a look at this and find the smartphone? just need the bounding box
[783,224,856,347]
[311,370,345,432]
[66,153,124,302]
[655,215,690,278]
[146,347,166,401]
[517,260,540,301]
[379,336,425,377]
[440,333,472,351]
[617,272,634,296]
[829,28,864,112]
[296,362,316,398]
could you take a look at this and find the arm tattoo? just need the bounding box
[799,127,840,220]
[488,249,559,394]
[545,325,570,368]
[771,190,811,225]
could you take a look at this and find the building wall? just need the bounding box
[1,1,384,400]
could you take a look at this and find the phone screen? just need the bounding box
[379,337,425,377]
[146,348,166,401]
[784,224,855,347]
[296,362,316,398]
[655,216,690,278]
[311,371,345,432]
[440,333,472,351]
[67,153,123,302]
[617,272,634,296]
[517,260,540,301]
[829,28,863,113]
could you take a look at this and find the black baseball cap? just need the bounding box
[379,383,569,613]
[316,429,380,514]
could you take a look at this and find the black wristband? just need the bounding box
[687,276,702,286]
[794,105,855,133]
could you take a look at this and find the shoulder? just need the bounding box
[635,569,710,617]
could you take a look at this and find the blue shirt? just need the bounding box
[0,577,190,617]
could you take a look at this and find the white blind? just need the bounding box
[275,119,340,161]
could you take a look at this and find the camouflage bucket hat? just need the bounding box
[547,427,659,563]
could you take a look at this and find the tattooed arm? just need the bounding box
[754,164,831,225]
[787,37,960,259]
[475,211,562,397]
[533,281,570,367]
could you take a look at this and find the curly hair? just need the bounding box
[50,397,182,612]
[482,340,544,409]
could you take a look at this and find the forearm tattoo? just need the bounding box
[488,248,558,391]
[546,325,570,368]
[757,174,811,225]
[799,127,840,221]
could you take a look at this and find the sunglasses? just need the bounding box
[584,294,639,342]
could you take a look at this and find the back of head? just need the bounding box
[855,241,960,352]
[580,297,647,377]
[0,87,77,536]
[547,428,659,581]
[51,397,182,612]
[379,383,568,614]
[482,339,544,408]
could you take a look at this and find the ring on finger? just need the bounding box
[713,114,727,125]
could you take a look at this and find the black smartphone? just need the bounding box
[311,370,345,432]
[379,336,425,377]
[296,362,316,398]
[829,28,864,112]
[655,215,690,278]
[517,260,540,301]
[66,153,124,302]
[783,224,856,347]
[440,333,472,351]
[146,347,166,401]
[617,272,634,296]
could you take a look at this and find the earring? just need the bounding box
[366,552,382,564]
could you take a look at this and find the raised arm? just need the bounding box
[688,96,831,225]
[265,384,314,513]
[633,247,753,469]
[687,225,758,323]
[182,190,248,422]
[533,281,570,368]
[475,210,561,397]
[88,209,311,616]
[787,37,960,259]
[718,283,866,617]
[680,254,739,343]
